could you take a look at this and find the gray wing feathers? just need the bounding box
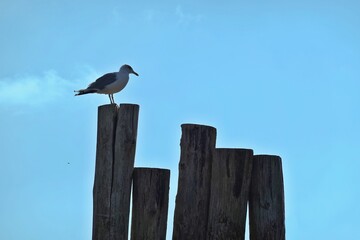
[87,73,117,90]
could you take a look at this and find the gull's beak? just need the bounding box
[132,70,139,76]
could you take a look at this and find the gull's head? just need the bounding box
[120,64,139,76]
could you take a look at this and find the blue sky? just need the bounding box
[1,0,359,239]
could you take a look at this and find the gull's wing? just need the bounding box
[87,73,117,90]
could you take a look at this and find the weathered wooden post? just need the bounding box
[110,104,139,240]
[92,104,139,240]
[92,104,118,240]
[131,168,170,240]
[172,124,217,240]
[249,155,285,240]
[207,148,253,240]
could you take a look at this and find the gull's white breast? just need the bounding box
[99,72,129,94]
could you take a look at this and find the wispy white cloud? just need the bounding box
[140,6,204,25]
[0,70,93,106]
[175,5,204,25]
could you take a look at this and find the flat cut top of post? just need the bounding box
[254,154,281,159]
[97,103,118,112]
[119,103,140,108]
[98,103,140,109]
[216,147,254,152]
[135,167,170,172]
[181,123,216,130]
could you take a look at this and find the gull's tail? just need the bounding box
[74,89,98,96]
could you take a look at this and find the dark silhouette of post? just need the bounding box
[249,155,285,240]
[92,104,118,240]
[172,124,217,240]
[110,104,139,240]
[207,148,253,240]
[90,107,286,240]
[131,168,170,240]
[92,104,139,240]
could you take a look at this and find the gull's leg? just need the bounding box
[108,94,113,104]
[111,94,115,104]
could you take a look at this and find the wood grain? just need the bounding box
[207,148,253,240]
[249,155,285,240]
[92,104,118,240]
[131,168,170,240]
[172,124,217,240]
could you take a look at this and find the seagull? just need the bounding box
[74,64,139,104]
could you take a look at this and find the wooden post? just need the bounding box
[92,104,139,240]
[207,148,253,240]
[172,124,217,240]
[131,168,170,240]
[249,155,285,240]
[110,104,139,240]
[92,104,118,240]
